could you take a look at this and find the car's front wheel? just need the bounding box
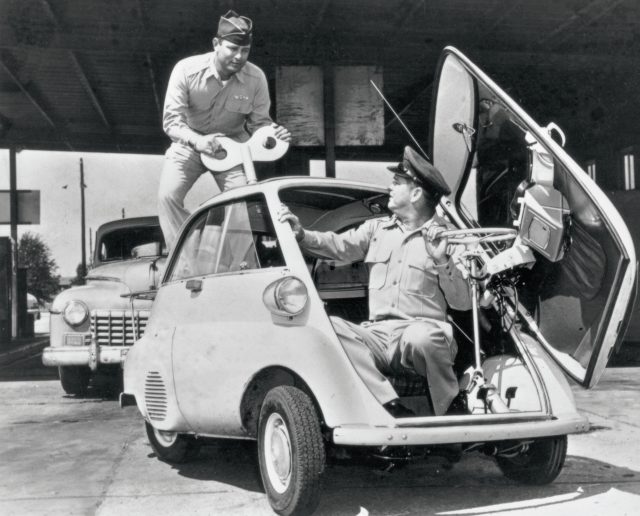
[496,435,567,485]
[59,366,91,396]
[258,386,325,516]
[145,421,201,463]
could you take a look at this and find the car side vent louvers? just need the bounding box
[144,371,167,422]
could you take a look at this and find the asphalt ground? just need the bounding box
[0,323,638,515]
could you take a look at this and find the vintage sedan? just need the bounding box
[43,216,166,395]
[121,47,635,516]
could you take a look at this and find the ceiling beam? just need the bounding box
[68,51,111,128]
[39,0,66,31]
[0,54,57,130]
[538,0,626,48]
[39,0,112,140]
[145,53,162,118]
[134,1,162,118]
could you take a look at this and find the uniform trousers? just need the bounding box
[330,316,459,416]
[158,142,247,250]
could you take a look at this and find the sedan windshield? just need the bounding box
[98,226,167,262]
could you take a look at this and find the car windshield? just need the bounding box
[98,226,167,262]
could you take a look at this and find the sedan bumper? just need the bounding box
[42,339,130,370]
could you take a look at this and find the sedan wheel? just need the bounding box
[59,366,91,396]
[496,435,567,485]
[145,421,201,464]
[258,386,325,516]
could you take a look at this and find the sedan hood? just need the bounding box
[87,257,166,292]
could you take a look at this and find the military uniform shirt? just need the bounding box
[301,215,471,321]
[163,52,273,145]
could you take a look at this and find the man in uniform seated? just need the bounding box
[279,147,471,417]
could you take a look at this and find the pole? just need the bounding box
[9,148,17,339]
[80,158,86,277]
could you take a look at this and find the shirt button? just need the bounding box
[391,303,395,307]
[393,280,398,285]
[398,259,402,263]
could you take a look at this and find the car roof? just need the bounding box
[197,176,388,211]
[96,216,160,239]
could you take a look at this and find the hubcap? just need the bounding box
[263,412,292,493]
[154,428,178,447]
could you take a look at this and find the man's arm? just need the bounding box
[278,204,373,262]
[434,253,472,311]
[163,61,224,154]
[246,70,291,142]
[423,224,472,311]
[245,71,273,134]
[163,61,200,147]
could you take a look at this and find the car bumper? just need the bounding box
[332,413,589,446]
[42,340,130,370]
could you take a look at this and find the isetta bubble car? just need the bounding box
[121,47,636,515]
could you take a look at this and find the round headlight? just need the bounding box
[274,277,308,315]
[263,277,308,316]
[63,300,89,326]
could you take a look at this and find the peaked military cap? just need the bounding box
[387,146,451,196]
[217,10,253,45]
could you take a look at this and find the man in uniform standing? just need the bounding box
[159,10,290,249]
[279,147,471,417]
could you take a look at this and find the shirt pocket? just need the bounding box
[365,245,392,290]
[404,258,438,298]
[225,96,252,114]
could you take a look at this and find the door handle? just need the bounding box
[185,279,203,292]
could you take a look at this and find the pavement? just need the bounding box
[0,311,49,367]
[0,334,48,367]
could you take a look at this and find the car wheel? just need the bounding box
[145,421,201,463]
[258,386,325,516]
[58,366,91,396]
[496,435,567,485]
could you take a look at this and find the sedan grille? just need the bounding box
[145,371,168,422]
[90,309,150,346]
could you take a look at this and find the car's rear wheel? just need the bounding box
[258,386,325,516]
[145,421,201,463]
[496,435,567,484]
[59,366,91,396]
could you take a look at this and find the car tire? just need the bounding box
[145,421,201,464]
[496,435,567,485]
[258,386,325,516]
[58,366,91,396]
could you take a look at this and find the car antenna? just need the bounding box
[370,80,430,161]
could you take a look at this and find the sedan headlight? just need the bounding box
[63,300,89,326]
[262,277,308,317]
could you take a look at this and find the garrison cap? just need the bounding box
[387,146,451,196]
[217,10,253,45]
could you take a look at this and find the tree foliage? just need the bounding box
[17,232,60,302]
[71,262,87,286]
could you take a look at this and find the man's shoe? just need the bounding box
[383,399,415,418]
[446,392,469,415]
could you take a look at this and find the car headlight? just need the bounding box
[63,300,89,326]
[262,277,308,316]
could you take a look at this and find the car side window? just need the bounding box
[168,195,285,281]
